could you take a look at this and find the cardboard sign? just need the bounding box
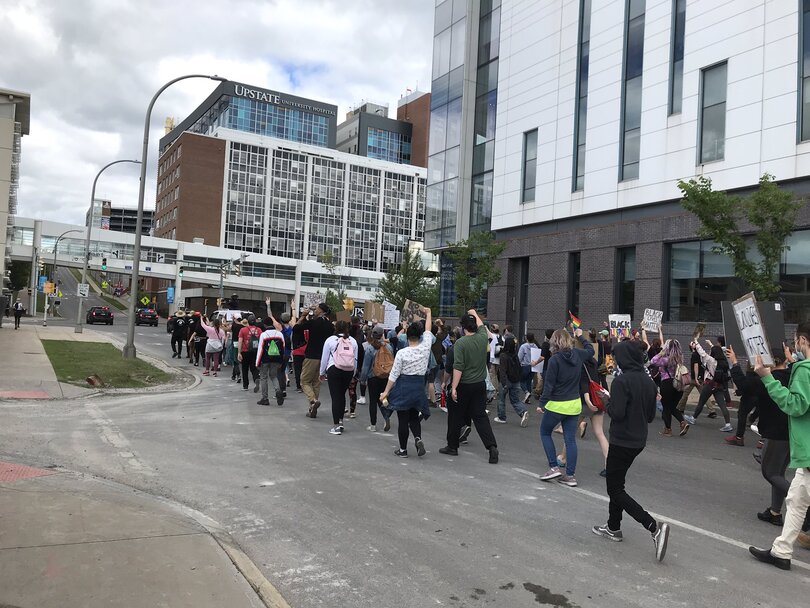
[731,292,774,366]
[384,307,400,329]
[722,297,784,368]
[402,299,427,325]
[365,301,385,323]
[608,314,632,338]
[641,309,663,332]
[336,310,352,323]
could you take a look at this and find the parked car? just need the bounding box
[86,306,113,325]
[135,308,159,327]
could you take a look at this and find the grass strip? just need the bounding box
[41,341,171,389]
[101,294,127,311]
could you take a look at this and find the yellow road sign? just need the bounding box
[140,296,150,306]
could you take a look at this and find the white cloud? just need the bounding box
[1,0,434,224]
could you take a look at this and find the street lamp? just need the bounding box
[75,159,141,333]
[123,74,227,359]
[44,229,82,326]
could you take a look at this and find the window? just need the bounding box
[620,0,645,180]
[801,1,810,140]
[522,129,538,202]
[568,252,581,315]
[616,247,636,315]
[669,0,685,114]
[668,240,739,322]
[573,0,592,191]
[699,62,727,163]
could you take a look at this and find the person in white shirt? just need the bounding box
[12,299,25,329]
[319,320,358,435]
[380,307,433,458]
[255,318,286,406]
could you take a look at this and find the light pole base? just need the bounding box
[74,324,83,334]
[122,344,137,359]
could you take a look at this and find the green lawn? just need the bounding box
[41,341,171,389]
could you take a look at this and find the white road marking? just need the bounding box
[85,402,153,476]
[513,467,810,572]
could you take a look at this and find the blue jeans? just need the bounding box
[498,382,527,419]
[520,365,533,394]
[540,410,579,476]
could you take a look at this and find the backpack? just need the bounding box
[248,327,260,352]
[372,343,394,379]
[673,364,690,392]
[712,364,729,387]
[505,355,521,383]
[263,335,284,364]
[495,335,504,356]
[333,336,355,371]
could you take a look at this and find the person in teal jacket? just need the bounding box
[749,322,810,571]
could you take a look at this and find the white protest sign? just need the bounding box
[732,292,774,366]
[302,292,322,309]
[530,347,544,373]
[608,314,632,338]
[641,308,663,332]
[383,308,400,329]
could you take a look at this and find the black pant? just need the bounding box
[606,444,656,532]
[367,376,389,425]
[447,381,496,450]
[761,439,791,513]
[193,338,206,364]
[694,383,730,422]
[171,334,185,356]
[660,378,685,430]
[292,355,305,389]
[14,311,22,329]
[277,355,289,393]
[735,398,755,439]
[241,354,258,389]
[397,409,422,450]
[327,366,354,425]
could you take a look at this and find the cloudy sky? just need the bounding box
[2,0,433,225]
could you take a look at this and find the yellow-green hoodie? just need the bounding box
[763,359,810,469]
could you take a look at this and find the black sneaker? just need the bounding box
[459,425,472,443]
[749,546,791,570]
[707,412,718,419]
[439,446,458,456]
[275,391,285,406]
[257,398,270,406]
[653,522,670,562]
[415,437,426,457]
[394,448,408,458]
[253,384,260,393]
[383,416,391,433]
[488,446,499,464]
[757,508,784,526]
[592,524,623,542]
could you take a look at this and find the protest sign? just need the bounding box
[724,295,782,367]
[530,347,544,374]
[336,310,352,323]
[383,307,400,329]
[365,301,385,323]
[641,309,663,332]
[402,299,427,325]
[608,314,632,338]
[302,292,322,309]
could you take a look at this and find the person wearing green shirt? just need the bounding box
[750,322,810,571]
[439,309,499,464]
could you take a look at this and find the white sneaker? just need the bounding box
[329,426,342,435]
[366,425,377,432]
[684,415,696,425]
[720,423,733,432]
[520,411,529,428]
[493,416,507,424]
[750,424,760,436]
[357,396,366,404]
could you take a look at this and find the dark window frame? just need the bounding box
[697,60,728,164]
[568,252,582,316]
[615,246,637,316]
[522,128,538,203]
[668,0,686,115]
[572,0,592,191]
[618,0,646,182]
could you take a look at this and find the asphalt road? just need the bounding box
[1,320,808,607]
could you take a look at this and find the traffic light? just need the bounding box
[37,256,44,273]
[101,257,107,271]
[178,268,184,279]
[233,259,241,276]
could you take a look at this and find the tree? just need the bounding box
[8,260,31,293]
[319,250,347,313]
[678,174,803,300]
[445,230,506,316]
[377,248,439,311]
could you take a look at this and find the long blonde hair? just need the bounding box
[550,329,575,354]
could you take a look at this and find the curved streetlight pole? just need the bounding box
[123,74,227,359]
[43,229,82,326]
[75,159,141,333]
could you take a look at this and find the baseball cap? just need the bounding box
[372,323,385,338]
[318,303,330,314]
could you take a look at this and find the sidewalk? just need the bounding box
[0,459,264,608]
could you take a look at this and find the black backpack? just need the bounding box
[261,335,284,364]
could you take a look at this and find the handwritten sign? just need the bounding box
[302,292,322,309]
[383,307,400,330]
[641,309,663,332]
[732,292,773,366]
[402,299,427,325]
[608,314,632,338]
[365,301,385,323]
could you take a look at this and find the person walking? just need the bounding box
[518,334,538,404]
[237,316,262,392]
[12,298,24,329]
[537,328,594,487]
[439,310,499,464]
[291,309,307,392]
[359,324,394,432]
[169,310,187,358]
[750,323,810,571]
[494,337,530,426]
[649,330,690,437]
[300,303,335,419]
[229,315,242,383]
[676,342,703,412]
[189,312,207,367]
[685,340,733,431]
[380,309,434,457]
[256,318,286,406]
[320,320,357,435]
[200,315,225,376]
[592,340,671,562]
[277,309,295,397]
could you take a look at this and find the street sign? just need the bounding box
[167,286,175,304]
[140,296,150,306]
[77,283,90,298]
[38,276,47,292]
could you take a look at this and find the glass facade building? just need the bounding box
[367,128,412,164]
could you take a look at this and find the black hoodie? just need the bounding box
[607,341,658,449]
[539,336,595,408]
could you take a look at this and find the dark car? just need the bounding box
[136,308,159,327]
[86,306,113,325]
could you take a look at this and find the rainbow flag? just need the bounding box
[569,311,582,329]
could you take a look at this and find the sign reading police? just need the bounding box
[732,292,774,366]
